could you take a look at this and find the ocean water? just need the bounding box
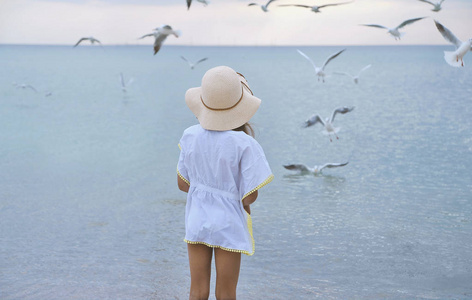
[0,44,471,299]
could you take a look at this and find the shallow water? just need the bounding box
[0,45,471,299]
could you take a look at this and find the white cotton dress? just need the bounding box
[177,124,273,255]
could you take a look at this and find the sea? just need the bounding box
[0,44,471,299]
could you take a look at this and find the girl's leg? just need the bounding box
[214,248,241,300]
[188,243,213,300]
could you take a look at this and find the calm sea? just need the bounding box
[0,45,471,299]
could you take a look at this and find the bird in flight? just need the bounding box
[278,1,354,13]
[360,17,426,40]
[418,0,445,12]
[181,56,208,70]
[334,64,371,84]
[74,36,102,47]
[434,20,471,67]
[248,0,277,12]
[297,48,346,82]
[139,25,181,55]
[284,162,349,175]
[304,106,355,142]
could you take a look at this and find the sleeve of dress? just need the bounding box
[177,140,190,186]
[239,140,274,201]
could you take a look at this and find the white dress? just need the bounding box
[177,124,273,255]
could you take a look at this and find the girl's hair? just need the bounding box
[233,122,255,138]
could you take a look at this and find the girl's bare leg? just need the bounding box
[214,248,241,300]
[188,244,213,300]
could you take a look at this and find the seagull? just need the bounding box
[278,1,354,13]
[139,25,181,55]
[119,73,134,93]
[297,48,345,83]
[360,17,426,40]
[334,64,371,84]
[13,82,37,92]
[284,162,349,175]
[434,20,471,67]
[304,106,355,142]
[248,0,277,12]
[418,0,445,12]
[181,56,208,69]
[187,0,209,10]
[74,36,102,47]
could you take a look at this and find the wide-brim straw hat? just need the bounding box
[185,66,261,131]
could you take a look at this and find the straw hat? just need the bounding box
[185,66,261,131]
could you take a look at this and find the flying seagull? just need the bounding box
[74,36,102,47]
[13,82,37,93]
[297,48,346,82]
[304,106,355,142]
[284,162,349,175]
[139,25,181,55]
[418,0,445,12]
[360,17,426,40]
[181,56,208,69]
[248,0,277,12]
[119,73,134,93]
[334,64,371,84]
[278,1,353,13]
[434,20,471,67]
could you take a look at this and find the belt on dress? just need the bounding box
[191,182,240,201]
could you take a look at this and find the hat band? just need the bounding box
[200,86,244,111]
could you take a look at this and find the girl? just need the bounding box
[177,66,273,299]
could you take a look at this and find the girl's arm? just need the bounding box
[177,174,189,193]
[242,190,258,214]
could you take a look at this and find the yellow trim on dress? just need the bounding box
[177,168,190,186]
[184,239,254,256]
[241,174,274,201]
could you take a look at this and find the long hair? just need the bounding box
[232,122,255,138]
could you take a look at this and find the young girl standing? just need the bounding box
[177,66,273,299]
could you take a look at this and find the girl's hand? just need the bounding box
[244,205,251,215]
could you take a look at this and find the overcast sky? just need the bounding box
[0,0,470,46]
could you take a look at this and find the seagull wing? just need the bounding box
[26,85,38,92]
[284,164,310,172]
[321,49,345,71]
[297,49,318,70]
[418,0,435,6]
[319,162,349,170]
[74,37,88,47]
[153,34,168,55]
[92,38,102,45]
[195,57,208,65]
[359,64,372,73]
[397,17,425,29]
[278,4,310,8]
[304,114,324,128]
[357,64,372,76]
[330,106,355,123]
[266,0,277,7]
[319,1,353,8]
[139,33,155,39]
[248,3,259,6]
[180,55,190,63]
[333,71,354,78]
[434,20,462,48]
[187,0,192,10]
[360,24,389,30]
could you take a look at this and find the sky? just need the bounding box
[0,0,471,46]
